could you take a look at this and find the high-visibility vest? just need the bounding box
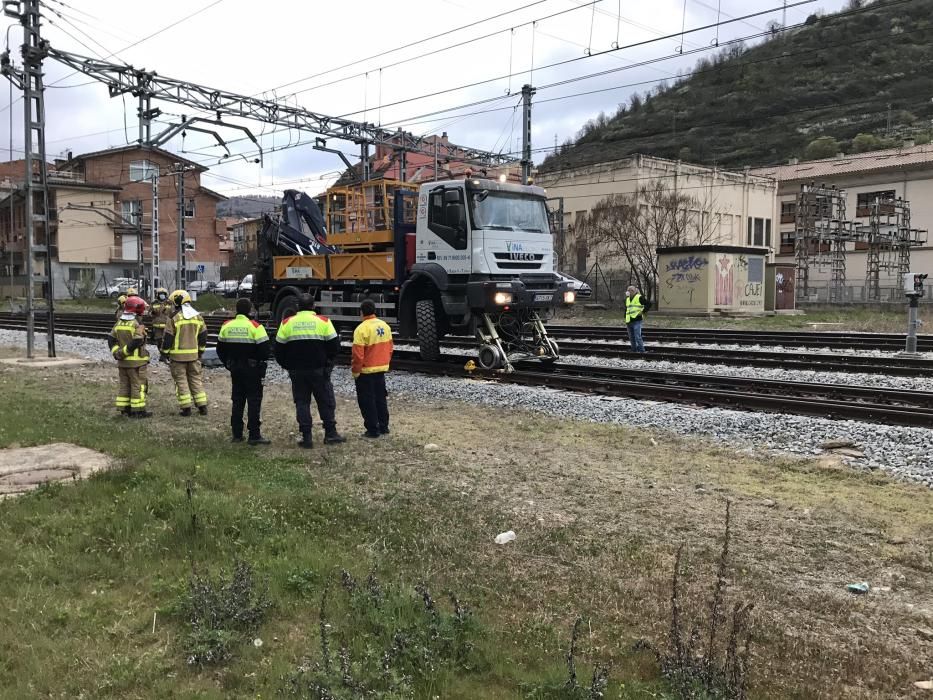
[164,309,207,361]
[625,293,645,323]
[218,314,269,345]
[351,315,394,377]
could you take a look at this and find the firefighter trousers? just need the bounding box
[117,364,148,413]
[170,359,207,408]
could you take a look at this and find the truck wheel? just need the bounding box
[276,295,299,325]
[416,299,441,362]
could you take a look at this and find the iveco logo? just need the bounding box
[510,252,535,260]
[506,241,534,260]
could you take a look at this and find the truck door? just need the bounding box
[415,185,471,274]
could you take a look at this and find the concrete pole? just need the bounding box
[906,294,920,354]
[521,84,535,185]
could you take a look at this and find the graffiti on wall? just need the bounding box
[715,255,733,306]
[662,255,709,307]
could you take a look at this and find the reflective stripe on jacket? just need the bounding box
[107,318,150,367]
[351,315,393,378]
[217,314,270,370]
[273,310,340,372]
[149,301,172,329]
[625,293,646,324]
[161,308,207,361]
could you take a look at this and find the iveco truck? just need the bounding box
[252,176,574,371]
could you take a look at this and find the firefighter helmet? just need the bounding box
[170,289,191,307]
[126,287,138,297]
[117,294,127,306]
[154,287,169,301]
[124,296,147,315]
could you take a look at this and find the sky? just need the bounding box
[0,0,849,198]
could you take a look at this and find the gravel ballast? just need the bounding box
[4,329,931,486]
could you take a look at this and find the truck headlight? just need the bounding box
[563,291,576,304]
[494,291,513,305]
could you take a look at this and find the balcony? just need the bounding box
[110,246,152,263]
[48,170,86,184]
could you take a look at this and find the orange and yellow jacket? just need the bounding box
[351,314,393,378]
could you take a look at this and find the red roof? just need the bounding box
[750,144,933,182]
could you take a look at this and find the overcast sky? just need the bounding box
[0,0,847,198]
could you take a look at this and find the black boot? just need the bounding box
[120,406,131,416]
[132,410,153,419]
[297,432,313,448]
[198,405,208,416]
[179,407,192,417]
[231,435,244,443]
[248,434,271,446]
[323,430,346,445]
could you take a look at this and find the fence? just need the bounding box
[800,282,933,305]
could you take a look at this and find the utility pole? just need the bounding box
[521,84,535,185]
[175,165,186,291]
[2,0,55,357]
[134,207,144,296]
[151,172,160,290]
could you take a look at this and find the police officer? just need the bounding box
[217,298,271,445]
[107,295,151,418]
[149,288,172,346]
[161,289,209,416]
[274,294,345,448]
[351,298,394,438]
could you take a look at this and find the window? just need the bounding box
[184,198,195,218]
[120,200,142,225]
[780,201,797,223]
[856,190,896,216]
[129,160,156,182]
[183,238,196,251]
[68,267,94,282]
[427,187,467,250]
[747,217,771,247]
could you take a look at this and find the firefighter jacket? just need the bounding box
[161,305,208,361]
[625,293,647,324]
[351,315,393,378]
[149,301,172,329]
[216,314,270,371]
[273,310,339,374]
[107,316,150,368]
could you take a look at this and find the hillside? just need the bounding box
[539,0,933,172]
[216,195,279,219]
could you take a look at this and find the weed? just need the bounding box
[180,559,271,666]
[640,501,753,699]
[522,617,612,699]
[283,571,482,698]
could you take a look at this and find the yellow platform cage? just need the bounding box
[325,178,417,249]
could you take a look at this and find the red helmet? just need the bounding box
[124,295,147,315]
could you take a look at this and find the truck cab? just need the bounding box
[402,178,573,369]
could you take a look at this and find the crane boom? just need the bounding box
[43,45,516,167]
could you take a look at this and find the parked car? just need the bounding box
[556,272,592,299]
[187,280,217,294]
[237,274,253,296]
[216,280,240,297]
[94,277,143,298]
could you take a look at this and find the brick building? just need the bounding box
[1,146,233,299]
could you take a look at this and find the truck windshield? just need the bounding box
[470,192,549,233]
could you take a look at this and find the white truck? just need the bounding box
[253,176,575,370]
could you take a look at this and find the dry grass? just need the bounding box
[3,354,933,697]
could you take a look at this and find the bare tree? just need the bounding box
[580,180,722,302]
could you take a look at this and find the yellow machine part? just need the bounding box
[273,255,328,280]
[327,229,395,248]
[329,252,395,280]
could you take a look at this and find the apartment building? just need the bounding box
[750,144,933,296]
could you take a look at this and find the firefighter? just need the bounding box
[351,298,394,438]
[161,289,209,416]
[107,295,151,418]
[148,288,171,346]
[217,298,271,445]
[274,293,345,448]
[115,293,127,320]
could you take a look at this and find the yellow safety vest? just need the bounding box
[625,293,645,323]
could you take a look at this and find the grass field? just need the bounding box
[1,356,932,697]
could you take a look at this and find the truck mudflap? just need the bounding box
[475,309,560,373]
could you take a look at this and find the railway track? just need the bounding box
[1,314,931,428]
[1,313,931,377]
[546,324,932,351]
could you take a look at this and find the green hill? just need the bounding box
[539,0,933,172]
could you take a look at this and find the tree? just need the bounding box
[804,136,840,160]
[851,132,883,153]
[578,180,722,302]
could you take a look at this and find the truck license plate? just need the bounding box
[535,293,553,302]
